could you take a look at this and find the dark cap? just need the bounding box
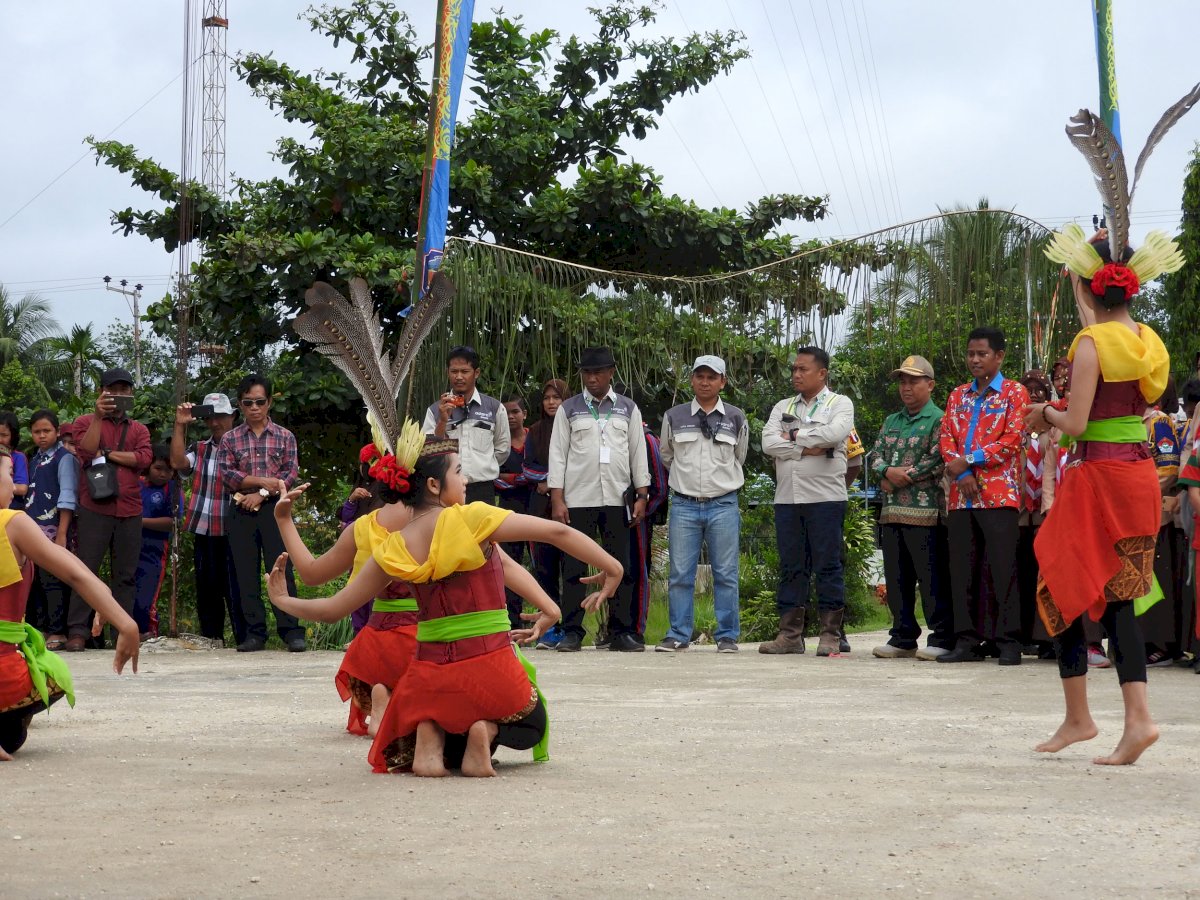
[578,346,616,370]
[100,368,135,388]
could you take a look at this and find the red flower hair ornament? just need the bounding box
[361,443,412,493]
[1090,263,1140,300]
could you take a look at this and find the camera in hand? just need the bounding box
[112,395,134,414]
[190,404,215,419]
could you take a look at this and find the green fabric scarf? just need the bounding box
[371,597,418,613]
[415,608,549,762]
[0,620,75,708]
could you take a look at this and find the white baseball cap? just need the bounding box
[201,392,235,416]
[691,355,727,375]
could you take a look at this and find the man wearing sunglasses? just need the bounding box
[217,374,304,652]
[657,355,748,654]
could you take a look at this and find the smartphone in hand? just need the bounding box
[112,395,134,414]
[190,404,215,419]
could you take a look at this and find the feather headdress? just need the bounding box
[292,273,455,453]
[1046,83,1199,299]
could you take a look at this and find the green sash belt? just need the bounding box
[1061,414,1146,447]
[0,620,75,708]
[415,608,549,763]
[1134,575,1164,617]
[416,609,511,643]
[371,597,418,613]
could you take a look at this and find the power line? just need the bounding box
[720,0,823,236]
[662,111,725,206]
[666,0,772,195]
[846,0,905,221]
[0,57,201,234]
[758,0,845,235]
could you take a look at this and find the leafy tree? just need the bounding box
[0,284,60,371]
[0,359,52,415]
[1163,144,1200,378]
[41,323,110,399]
[87,3,827,363]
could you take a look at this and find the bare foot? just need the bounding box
[1034,717,1099,753]
[461,720,499,777]
[412,720,448,777]
[0,744,12,761]
[367,684,390,738]
[1093,720,1159,766]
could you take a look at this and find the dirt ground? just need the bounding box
[4,631,1198,899]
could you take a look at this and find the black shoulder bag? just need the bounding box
[85,420,129,502]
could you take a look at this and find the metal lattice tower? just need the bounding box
[200,2,228,198]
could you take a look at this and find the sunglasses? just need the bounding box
[240,398,269,408]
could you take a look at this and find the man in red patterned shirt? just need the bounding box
[938,327,1030,666]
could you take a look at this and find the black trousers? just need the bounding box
[946,507,1021,647]
[880,523,954,649]
[560,506,633,638]
[498,493,530,629]
[466,481,495,504]
[225,500,300,642]
[1056,601,1147,684]
[67,508,141,639]
[193,533,244,644]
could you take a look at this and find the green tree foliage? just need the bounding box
[1163,144,1200,378]
[0,359,52,415]
[41,324,110,399]
[0,284,60,371]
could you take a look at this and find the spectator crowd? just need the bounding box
[9,332,1200,674]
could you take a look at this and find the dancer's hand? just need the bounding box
[112,625,140,675]
[266,552,291,604]
[274,483,311,520]
[511,611,557,645]
[91,612,105,638]
[580,568,621,612]
[1024,403,1052,433]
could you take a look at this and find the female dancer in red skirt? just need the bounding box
[268,435,622,776]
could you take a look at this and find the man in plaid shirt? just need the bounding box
[170,392,244,646]
[938,327,1030,666]
[217,374,303,652]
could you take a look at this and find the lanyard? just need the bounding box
[585,396,615,432]
[787,390,830,422]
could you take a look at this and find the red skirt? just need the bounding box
[1034,457,1160,634]
[367,644,535,773]
[334,615,417,736]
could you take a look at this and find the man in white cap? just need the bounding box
[657,355,748,652]
[867,356,954,660]
[169,392,244,645]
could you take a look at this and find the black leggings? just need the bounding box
[1055,601,1146,685]
[0,698,51,755]
[494,695,547,752]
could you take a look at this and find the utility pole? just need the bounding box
[102,276,143,387]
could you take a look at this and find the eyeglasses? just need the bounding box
[240,398,269,408]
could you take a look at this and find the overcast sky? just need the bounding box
[1,1,1197,339]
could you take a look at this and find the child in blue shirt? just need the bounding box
[133,445,179,638]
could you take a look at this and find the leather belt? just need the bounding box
[671,490,735,503]
[416,630,512,664]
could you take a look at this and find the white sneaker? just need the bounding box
[872,644,917,659]
[915,646,950,661]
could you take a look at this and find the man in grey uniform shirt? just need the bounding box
[657,355,749,653]
[423,345,510,504]
[548,346,650,652]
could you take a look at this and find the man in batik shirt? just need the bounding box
[938,327,1030,666]
[869,355,953,660]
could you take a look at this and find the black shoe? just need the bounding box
[609,632,646,652]
[998,645,1022,666]
[286,636,307,653]
[236,637,266,652]
[839,637,851,653]
[556,633,583,652]
[936,644,986,663]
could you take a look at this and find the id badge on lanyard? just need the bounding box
[588,398,614,464]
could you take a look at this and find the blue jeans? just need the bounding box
[667,493,740,643]
[774,501,846,613]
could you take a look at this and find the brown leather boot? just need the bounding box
[758,607,806,654]
[816,607,845,657]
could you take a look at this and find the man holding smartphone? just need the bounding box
[760,347,855,657]
[65,368,153,651]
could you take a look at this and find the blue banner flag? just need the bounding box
[412,0,476,306]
